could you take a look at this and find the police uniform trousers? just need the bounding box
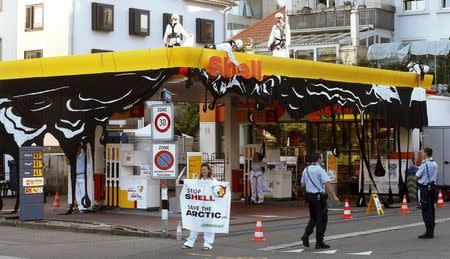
[419,185,436,233]
[304,193,328,240]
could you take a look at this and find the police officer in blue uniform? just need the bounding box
[301,152,339,249]
[416,147,438,239]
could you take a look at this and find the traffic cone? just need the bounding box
[53,192,60,208]
[252,216,266,242]
[400,195,409,214]
[437,190,445,208]
[342,199,352,219]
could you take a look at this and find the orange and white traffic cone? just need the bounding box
[400,195,409,214]
[252,216,266,242]
[54,192,60,208]
[437,190,445,208]
[342,198,352,219]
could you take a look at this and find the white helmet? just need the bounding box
[171,14,180,21]
[422,65,430,73]
[275,12,284,19]
[235,39,243,49]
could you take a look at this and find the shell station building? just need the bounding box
[0,46,437,212]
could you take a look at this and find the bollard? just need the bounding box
[161,181,169,238]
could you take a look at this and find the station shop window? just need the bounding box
[196,18,214,44]
[129,8,150,36]
[25,4,43,31]
[92,2,114,32]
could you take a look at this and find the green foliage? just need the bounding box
[174,102,199,137]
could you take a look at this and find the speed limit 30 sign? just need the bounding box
[151,104,174,141]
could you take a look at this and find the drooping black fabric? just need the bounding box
[0,68,177,212]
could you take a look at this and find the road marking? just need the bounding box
[346,251,373,256]
[283,249,304,253]
[260,217,450,251]
[186,253,211,257]
[313,249,337,254]
[248,215,295,219]
[0,256,29,259]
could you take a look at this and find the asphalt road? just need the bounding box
[1,206,450,259]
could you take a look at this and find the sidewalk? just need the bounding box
[0,195,371,237]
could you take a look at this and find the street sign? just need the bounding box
[19,146,45,221]
[151,104,174,141]
[152,143,177,179]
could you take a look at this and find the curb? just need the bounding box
[0,218,162,239]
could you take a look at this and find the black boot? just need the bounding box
[301,234,309,247]
[315,238,330,249]
[418,225,434,239]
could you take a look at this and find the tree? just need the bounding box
[174,102,199,137]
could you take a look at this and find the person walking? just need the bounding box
[250,152,265,204]
[301,152,339,249]
[416,148,438,239]
[182,163,216,250]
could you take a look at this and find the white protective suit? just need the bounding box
[163,22,190,47]
[75,149,91,211]
[183,177,216,249]
[268,23,291,58]
[250,161,265,204]
[214,42,240,67]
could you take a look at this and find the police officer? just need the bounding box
[416,147,438,239]
[301,152,339,249]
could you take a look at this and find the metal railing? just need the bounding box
[289,8,394,31]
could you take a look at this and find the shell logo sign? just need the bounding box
[208,56,262,80]
[23,177,44,187]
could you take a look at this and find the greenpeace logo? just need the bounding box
[201,223,224,228]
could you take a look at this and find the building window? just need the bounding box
[24,50,43,59]
[91,49,113,53]
[92,2,114,32]
[162,13,183,38]
[25,4,44,31]
[444,0,450,8]
[380,37,391,43]
[129,8,150,36]
[317,47,337,63]
[404,0,425,11]
[295,49,314,60]
[196,18,214,44]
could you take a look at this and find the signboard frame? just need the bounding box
[151,103,174,141]
[151,143,177,179]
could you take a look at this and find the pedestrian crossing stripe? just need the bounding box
[347,251,373,255]
[283,249,304,253]
[313,249,337,254]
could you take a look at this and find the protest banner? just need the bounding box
[180,179,231,233]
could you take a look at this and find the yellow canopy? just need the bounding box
[0,47,432,88]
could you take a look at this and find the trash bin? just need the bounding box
[406,167,418,202]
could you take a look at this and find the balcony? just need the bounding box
[289,8,394,32]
